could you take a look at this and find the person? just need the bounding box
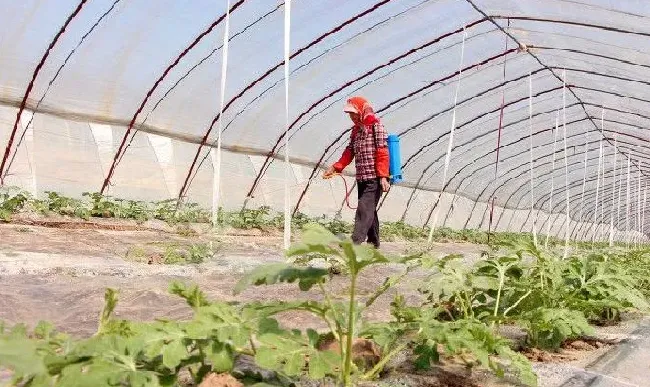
[323,96,390,248]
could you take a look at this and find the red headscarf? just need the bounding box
[344,96,380,126]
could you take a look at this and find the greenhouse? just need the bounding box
[2,1,650,386]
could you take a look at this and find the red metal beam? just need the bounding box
[99,0,246,194]
[292,47,517,214]
[176,0,397,201]
[244,19,491,204]
[0,0,89,183]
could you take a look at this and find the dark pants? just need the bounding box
[352,179,382,248]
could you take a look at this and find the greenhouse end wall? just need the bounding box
[1,105,639,243]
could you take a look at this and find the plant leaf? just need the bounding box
[205,342,234,373]
[0,335,46,377]
[233,263,328,294]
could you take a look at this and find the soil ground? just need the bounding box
[0,218,647,386]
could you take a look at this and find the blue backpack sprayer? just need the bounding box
[387,134,403,184]
[329,133,402,209]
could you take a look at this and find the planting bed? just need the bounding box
[0,216,648,386]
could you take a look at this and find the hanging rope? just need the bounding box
[597,109,607,243]
[493,18,510,179]
[573,132,589,241]
[592,109,604,243]
[609,136,618,246]
[528,73,538,246]
[427,26,466,243]
[545,112,558,249]
[489,19,510,240]
[616,155,623,238]
[626,156,631,248]
[283,0,292,250]
[562,70,570,257]
[637,170,642,247]
[641,182,648,241]
[211,0,232,226]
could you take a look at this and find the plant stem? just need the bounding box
[318,283,342,341]
[361,342,408,381]
[365,269,410,308]
[456,293,468,319]
[343,273,357,387]
[504,290,532,317]
[493,269,506,320]
[233,347,255,356]
[539,261,545,293]
[249,337,257,355]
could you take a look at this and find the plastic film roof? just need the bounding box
[1,0,650,237]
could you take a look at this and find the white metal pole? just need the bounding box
[212,0,232,227]
[546,112,558,248]
[592,112,604,243]
[609,137,617,246]
[283,0,292,250]
[616,157,623,243]
[637,169,642,248]
[626,156,631,248]
[528,73,538,246]
[641,183,648,242]
[575,132,588,241]
[428,26,466,243]
[562,71,570,256]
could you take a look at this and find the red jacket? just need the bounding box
[333,123,390,180]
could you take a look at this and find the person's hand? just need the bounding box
[323,166,337,179]
[380,177,390,192]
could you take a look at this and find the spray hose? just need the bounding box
[324,173,357,210]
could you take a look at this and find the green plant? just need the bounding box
[42,191,90,219]
[126,243,213,265]
[414,239,650,358]
[83,192,118,218]
[496,241,649,324]
[414,314,536,385]
[380,296,536,385]
[473,254,528,325]
[380,221,426,241]
[173,202,211,224]
[234,224,424,386]
[162,244,185,264]
[320,216,352,235]
[125,245,148,262]
[0,282,335,386]
[234,224,539,385]
[153,199,178,223]
[418,254,487,320]
[188,243,214,264]
[227,207,273,230]
[176,224,197,237]
[562,253,649,323]
[517,308,593,350]
[291,211,312,230]
[615,248,650,298]
[120,199,151,222]
[0,190,29,221]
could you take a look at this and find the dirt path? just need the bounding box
[2,221,469,336]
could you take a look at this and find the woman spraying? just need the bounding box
[323,96,390,248]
